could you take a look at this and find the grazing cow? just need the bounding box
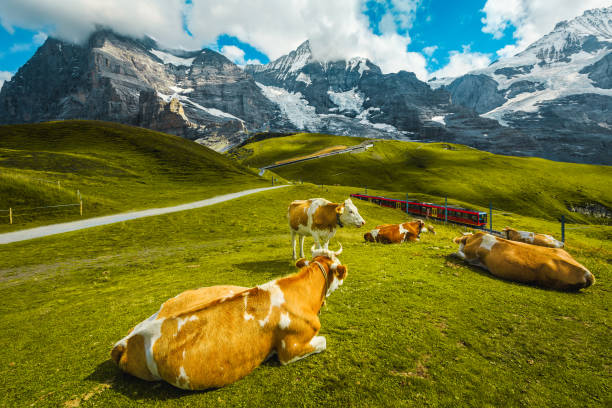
[111,246,347,390]
[364,220,428,243]
[452,232,594,291]
[288,197,365,259]
[502,227,564,248]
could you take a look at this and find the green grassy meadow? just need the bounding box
[1,185,610,407]
[0,121,268,232]
[232,134,612,224]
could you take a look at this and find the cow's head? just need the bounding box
[297,245,348,297]
[422,224,436,235]
[502,227,514,239]
[337,198,365,228]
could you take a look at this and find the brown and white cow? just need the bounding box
[502,227,564,248]
[111,246,348,390]
[364,220,429,243]
[288,197,365,259]
[452,232,594,290]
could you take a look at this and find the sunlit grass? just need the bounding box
[1,185,609,407]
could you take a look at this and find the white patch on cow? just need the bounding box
[258,281,285,307]
[243,296,254,321]
[281,340,286,350]
[310,336,327,352]
[176,315,198,333]
[518,230,535,243]
[113,308,164,380]
[454,242,467,260]
[279,312,291,329]
[220,290,234,302]
[182,350,186,359]
[282,336,327,365]
[257,281,286,327]
[340,198,365,227]
[480,234,498,252]
[175,366,190,389]
[370,229,380,239]
[421,227,428,233]
[326,276,343,297]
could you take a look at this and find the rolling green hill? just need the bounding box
[0,121,267,231]
[232,134,612,223]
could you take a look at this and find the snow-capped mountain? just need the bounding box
[429,6,612,164]
[245,40,453,139]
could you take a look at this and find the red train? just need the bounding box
[350,193,488,228]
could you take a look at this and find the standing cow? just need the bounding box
[502,227,564,248]
[111,246,347,390]
[288,197,365,259]
[364,220,430,243]
[453,232,594,290]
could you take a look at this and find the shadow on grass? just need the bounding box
[87,355,283,400]
[86,360,214,400]
[232,258,295,275]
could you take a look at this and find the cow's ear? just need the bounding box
[453,235,468,244]
[336,204,345,214]
[335,265,347,280]
[296,258,309,268]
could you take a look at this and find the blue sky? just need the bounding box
[0,0,607,84]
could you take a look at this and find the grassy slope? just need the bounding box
[232,134,612,223]
[0,185,609,407]
[230,133,366,168]
[0,121,268,232]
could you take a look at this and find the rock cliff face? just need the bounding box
[0,30,279,151]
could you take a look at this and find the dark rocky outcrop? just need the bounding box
[445,75,506,114]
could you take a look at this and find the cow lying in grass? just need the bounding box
[453,232,594,291]
[111,246,347,390]
[364,220,432,243]
[288,197,365,259]
[502,227,564,248]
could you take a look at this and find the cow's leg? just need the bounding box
[278,333,327,365]
[299,235,305,258]
[291,231,297,260]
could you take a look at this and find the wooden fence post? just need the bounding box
[561,215,565,243]
[80,200,83,216]
[9,208,12,224]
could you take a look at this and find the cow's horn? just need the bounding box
[335,244,343,256]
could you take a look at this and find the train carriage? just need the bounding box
[350,193,487,228]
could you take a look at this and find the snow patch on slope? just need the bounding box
[157,92,243,121]
[256,82,321,129]
[150,49,195,66]
[327,88,364,113]
[296,72,312,86]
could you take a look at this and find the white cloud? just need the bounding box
[422,45,438,56]
[0,71,13,89]
[481,0,612,58]
[430,46,492,79]
[0,0,429,78]
[220,45,246,65]
[33,31,47,44]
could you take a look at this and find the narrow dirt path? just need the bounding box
[0,185,289,245]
